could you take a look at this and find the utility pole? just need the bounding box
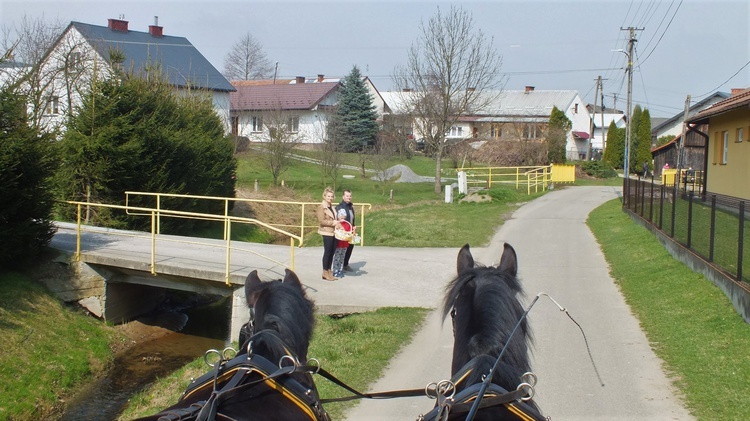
[600,82,606,155]
[621,26,643,207]
[586,76,602,161]
[675,95,691,192]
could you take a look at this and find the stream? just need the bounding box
[59,296,230,420]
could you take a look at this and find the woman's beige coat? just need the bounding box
[317,201,337,236]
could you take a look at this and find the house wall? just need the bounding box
[705,109,750,200]
[40,25,233,136]
[38,27,105,134]
[565,96,592,160]
[235,110,329,144]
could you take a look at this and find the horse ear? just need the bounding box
[282,269,303,290]
[245,270,262,306]
[457,244,474,275]
[497,243,518,277]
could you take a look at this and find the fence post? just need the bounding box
[151,210,157,275]
[75,203,82,261]
[649,178,654,222]
[709,195,716,262]
[658,184,664,230]
[687,192,694,249]
[670,183,677,238]
[225,220,232,286]
[738,201,745,282]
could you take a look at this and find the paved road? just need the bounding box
[343,186,694,420]
[51,186,694,420]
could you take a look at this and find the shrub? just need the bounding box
[580,160,618,178]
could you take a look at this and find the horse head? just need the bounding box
[439,243,543,420]
[243,269,315,363]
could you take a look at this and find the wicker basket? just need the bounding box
[334,228,353,241]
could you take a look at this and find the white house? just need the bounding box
[382,86,592,160]
[36,18,235,134]
[230,74,387,144]
[587,105,626,154]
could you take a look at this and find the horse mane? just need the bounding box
[245,269,315,363]
[442,244,533,385]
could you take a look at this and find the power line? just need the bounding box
[638,0,683,65]
[692,59,750,99]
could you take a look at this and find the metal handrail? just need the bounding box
[456,165,554,192]
[67,200,302,285]
[124,191,373,245]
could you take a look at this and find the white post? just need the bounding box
[457,171,467,194]
[445,184,453,203]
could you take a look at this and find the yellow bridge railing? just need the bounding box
[457,164,575,194]
[67,200,302,286]
[124,191,372,246]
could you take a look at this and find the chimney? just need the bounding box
[730,88,748,96]
[295,76,305,84]
[402,88,411,92]
[149,16,163,37]
[467,87,476,92]
[108,18,129,32]
[524,86,535,93]
[317,74,325,83]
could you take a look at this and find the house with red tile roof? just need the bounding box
[230,74,387,144]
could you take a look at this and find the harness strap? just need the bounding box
[316,367,425,403]
[419,385,540,421]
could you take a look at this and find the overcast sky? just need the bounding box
[2,0,748,118]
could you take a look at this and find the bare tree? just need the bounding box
[223,32,274,81]
[393,6,505,194]
[2,15,100,134]
[316,110,344,189]
[257,108,303,186]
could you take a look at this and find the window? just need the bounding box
[251,116,263,132]
[491,124,502,139]
[523,124,540,140]
[287,116,299,132]
[737,127,744,143]
[447,126,463,137]
[69,51,84,71]
[722,131,729,164]
[45,96,59,115]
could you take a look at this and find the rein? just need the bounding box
[463,292,603,421]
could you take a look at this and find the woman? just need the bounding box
[317,187,341,281]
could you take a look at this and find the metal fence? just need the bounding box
[623,177,750,285]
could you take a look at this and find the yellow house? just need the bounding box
[686,88,750,200]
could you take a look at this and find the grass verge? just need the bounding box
[0,272,116,419]
[588,199,750,420]
[119,307,429,420]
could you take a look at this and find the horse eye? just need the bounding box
[450,308,456,319]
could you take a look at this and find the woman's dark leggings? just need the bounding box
[322,235,336,270]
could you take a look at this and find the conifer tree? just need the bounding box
[634,107,653,175]
[628,105,643,174]
[56,75,236,233]
[0,86,58,268]
[547,106,571,163]
[603,121,625,169]
[331,66,379,152]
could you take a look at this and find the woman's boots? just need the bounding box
[322,270,338,281]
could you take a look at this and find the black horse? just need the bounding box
[423,243,545,421]
[135,269,328,421]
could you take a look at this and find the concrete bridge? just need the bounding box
[49,221,457,344]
